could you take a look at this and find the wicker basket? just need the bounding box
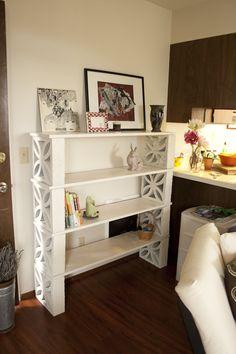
[137,223,155,241]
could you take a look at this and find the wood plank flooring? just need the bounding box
[0,256,193,354]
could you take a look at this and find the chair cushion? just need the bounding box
[220,232,236,265]
[176,223,236,354]
[225,258,236,320]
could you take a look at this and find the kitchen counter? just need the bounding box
[174,163,236,190]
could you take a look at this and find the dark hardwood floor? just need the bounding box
[1,256,193,354]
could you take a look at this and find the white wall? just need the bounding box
[5,0,172,293]
[165,0,236,157]
[171,0,236,44]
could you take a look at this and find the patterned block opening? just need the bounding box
[141,173,166,202]
[139,209,162,237]
[144,136,167,168]
[33,184,51,230]
[139,241,161,266]
[34,266,53,311]
[34,225,53,274]
[33,138,52,184]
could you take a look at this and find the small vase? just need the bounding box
[203,158,214,170]
[189,149,203,172]
[150,105,164,132]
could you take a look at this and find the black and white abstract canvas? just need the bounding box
[38,88,79,132]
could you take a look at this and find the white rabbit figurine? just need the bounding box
[127,144,143,171]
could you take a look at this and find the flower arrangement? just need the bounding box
[184,119,208,171]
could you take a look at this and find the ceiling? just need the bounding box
[146,0,208,10]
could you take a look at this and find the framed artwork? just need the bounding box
[86,112,108,133]
[84,68,146,131]
[38,88,80,132]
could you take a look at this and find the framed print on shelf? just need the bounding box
[84,68,146,131]
[37,88,80,132]
[86,112,108,133]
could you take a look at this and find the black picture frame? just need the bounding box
[84,68,146,131]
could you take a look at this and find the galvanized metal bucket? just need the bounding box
[0,279,15,333]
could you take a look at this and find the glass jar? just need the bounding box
[189,147,203,172]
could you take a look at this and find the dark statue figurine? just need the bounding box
[150,105,164,132]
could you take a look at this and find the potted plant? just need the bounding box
[0,241,22,333]
[202,150,215,170]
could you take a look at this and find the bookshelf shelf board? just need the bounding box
[61,166,167,189]
[31,131,173,139]
[65,231,164,276]
[64,197,165,234]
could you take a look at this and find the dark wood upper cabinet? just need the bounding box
[167,33,236,122]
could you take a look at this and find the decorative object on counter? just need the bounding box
[150,105,164,132]
[218,153,236,167]
[222,141,228,153]
[203,158,213,171]
[86,112,108,133]
[138,223,155,241]
[0,242,23,333]
[215,163,236,175]
[202,150,216,171]
[84,68,146,131]
[84,196,99,218]
[184,119,208,172]
[174,153,184,167]
[190,152,203,172]
[112,123,121,131]
[38,88,79,132]
[127,144,143,171]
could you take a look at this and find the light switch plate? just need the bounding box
[19,147,29,164]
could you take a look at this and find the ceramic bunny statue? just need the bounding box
[127,144,143,171]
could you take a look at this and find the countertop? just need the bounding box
[174,162,236,190]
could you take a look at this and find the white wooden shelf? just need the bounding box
[31,131,173,139]
[31,165,167,190]
[65,231,164,276]
[63,166,167,188]
[64,197,165,234]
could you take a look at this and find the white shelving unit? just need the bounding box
[31,131,175,316]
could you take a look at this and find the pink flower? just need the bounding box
[184,130,199,145]
[198,135,209,149]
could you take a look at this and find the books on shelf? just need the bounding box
[65,191,83,228]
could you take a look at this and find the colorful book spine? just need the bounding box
[66,191,74,227]
[65,191,83,228]
[64,192,70,228]
[69,193,79,226]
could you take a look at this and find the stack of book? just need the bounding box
[65,191,83,228]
